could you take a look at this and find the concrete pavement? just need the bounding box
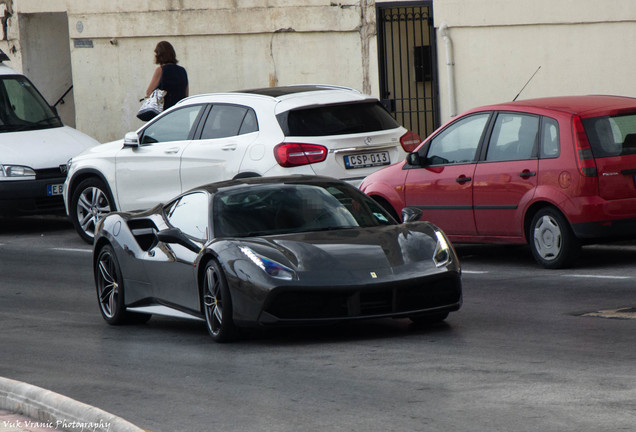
[0,378,145,432]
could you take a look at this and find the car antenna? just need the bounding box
[513,66,541,101]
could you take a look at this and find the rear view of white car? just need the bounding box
[64,84,420,242]
[0,52,99,217]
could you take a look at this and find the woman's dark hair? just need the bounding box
[154,41,178,65]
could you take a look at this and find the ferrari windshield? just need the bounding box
[0,75,62,132]
[213,182,395,237]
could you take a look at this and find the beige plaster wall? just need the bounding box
[433,0,636,122]
[65,0,376,142]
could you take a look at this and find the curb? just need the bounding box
[0,377,145,432]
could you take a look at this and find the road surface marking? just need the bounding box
[51,247,92,253]
[581,307,636,320]
[563,274,631,280]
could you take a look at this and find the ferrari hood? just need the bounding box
[240,224,441,273]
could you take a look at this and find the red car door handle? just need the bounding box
[519,171,536,178]
[456,176,472,184]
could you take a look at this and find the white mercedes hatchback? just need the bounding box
[64,85,419,242]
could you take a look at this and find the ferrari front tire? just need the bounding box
[202,261,236,343]
[70,177,115,244]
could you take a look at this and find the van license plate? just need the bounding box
[344,151,390,169]
[47,184,64,196]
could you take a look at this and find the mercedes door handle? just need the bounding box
[222,144,238,151]
[455,176,472,184]
[519,170,536,178]
[164,148,180,154]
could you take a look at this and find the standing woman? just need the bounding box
[145,41,189,110]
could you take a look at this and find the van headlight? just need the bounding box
[0,165,36,179]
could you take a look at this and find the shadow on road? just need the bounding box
[454,242,636,270]
[100,314,458,347]
[0,215,72,235]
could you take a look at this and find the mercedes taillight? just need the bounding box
[274,143,328,167]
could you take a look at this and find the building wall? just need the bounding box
[65,0,378,142]
[433,0,636,123]
[6,0,635,142]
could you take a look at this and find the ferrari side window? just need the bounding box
[165,192,209,240]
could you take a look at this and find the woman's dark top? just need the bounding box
[158,64,188,110]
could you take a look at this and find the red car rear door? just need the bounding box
[473,112,540,237]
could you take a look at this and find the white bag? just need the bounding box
[136,89,166,121]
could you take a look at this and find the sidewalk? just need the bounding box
[0,378,146,432]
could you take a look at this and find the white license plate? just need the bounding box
[47,183,64,196]
[344,151,390,169]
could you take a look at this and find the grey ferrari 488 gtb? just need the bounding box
[93,175,462,342]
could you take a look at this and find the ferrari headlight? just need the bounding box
[433,230,452,267]
[0,164,36,179]
[240,246,295,280]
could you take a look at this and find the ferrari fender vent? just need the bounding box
[127,219,159,251]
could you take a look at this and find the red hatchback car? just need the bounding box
[360,95,636,268]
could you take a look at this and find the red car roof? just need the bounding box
[471,95,636,117]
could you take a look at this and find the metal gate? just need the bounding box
[377,2,439,140]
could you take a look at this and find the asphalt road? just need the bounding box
[1,216,635,432]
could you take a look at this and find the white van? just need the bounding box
[0,53,98,216]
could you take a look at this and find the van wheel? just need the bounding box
[70,178,115,244]
[529,208,579,269]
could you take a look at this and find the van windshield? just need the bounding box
[0,75,62,132]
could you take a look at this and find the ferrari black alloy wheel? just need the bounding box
[95,245,128,324]
[202,261,236,342]
[71,177,114,244]
[95,245,152,325]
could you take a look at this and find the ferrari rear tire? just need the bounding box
[202,261,236,343]
[71,177,115,244]
[95,245,129,325]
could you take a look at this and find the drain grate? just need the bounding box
[580,307,636,320]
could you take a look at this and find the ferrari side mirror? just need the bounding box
[401,207,423,223]
[156,228,200,253]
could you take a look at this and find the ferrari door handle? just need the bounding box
[519,170,536,178]
[455,176,472,184]
[222,143,238,151]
